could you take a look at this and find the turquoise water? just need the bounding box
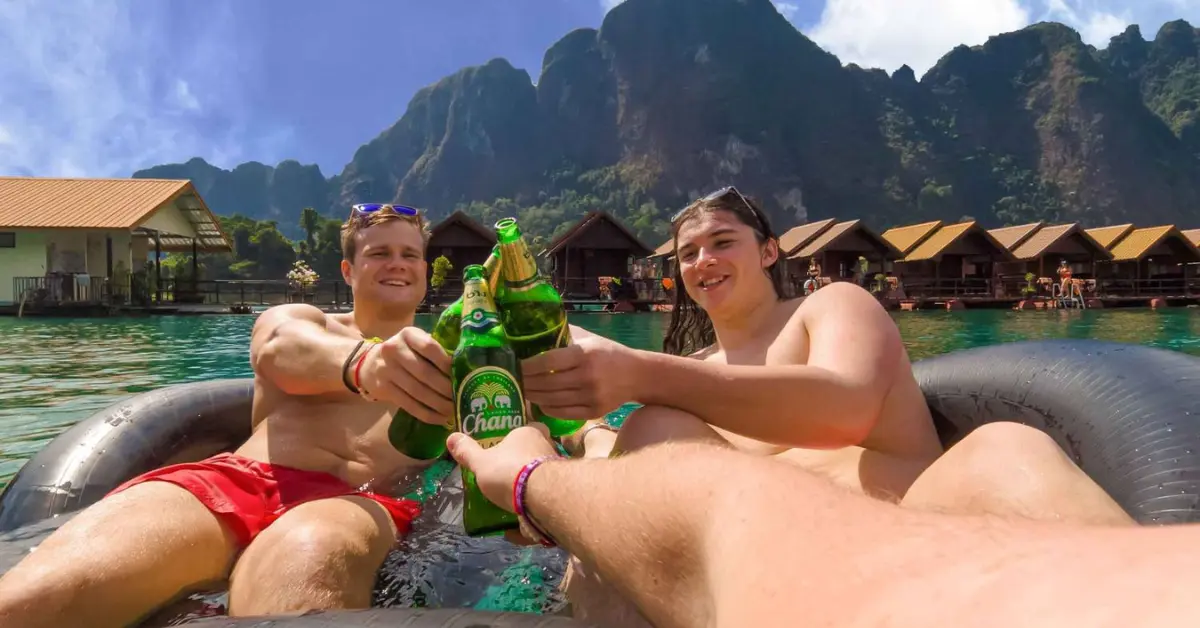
[2,309,1199,484]
[1,308,1199,618]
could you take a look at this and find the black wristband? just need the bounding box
[342,339,366,394]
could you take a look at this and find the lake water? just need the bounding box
[1,308,1199,620]
[2,309,1200,485]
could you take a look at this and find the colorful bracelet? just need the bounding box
[353,341,380,401]
[511,456,559,548]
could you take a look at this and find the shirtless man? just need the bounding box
[0,204,455,628]
[521,187,1131,625]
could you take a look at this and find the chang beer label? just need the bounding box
[455,366,526,449]
[499,240,543,292]
[460,280,499,332]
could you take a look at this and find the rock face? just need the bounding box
[134,0,1200,241]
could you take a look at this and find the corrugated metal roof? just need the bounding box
[429,210,496,244]
[1010,223,1072,260]
[649,239,674,258]
[540,211,653,258]
[882,220,941,255]
[903,222,976,262]
[1182,229,1200,247]
[0,177,190,229]
[791,220,857,258]
[777,218,835,255]
[1108,225,1176,261]
[1084,224,1134,249]
[988,222,1043,250]
[0,176,232,252]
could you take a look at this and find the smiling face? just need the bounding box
[340,219,428,311]
[674,208,779,315]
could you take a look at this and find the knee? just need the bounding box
[614,405,718,455]
[931,422,1075,499]
[276,519,389,579]
[0,565,78,624]
[954,422,1069,471]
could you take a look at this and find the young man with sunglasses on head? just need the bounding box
[0,204,454,628]
[521,187,1132,626]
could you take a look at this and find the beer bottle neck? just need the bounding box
[459,278,503,341]
[499,239,541,289]
[482,250,502,295]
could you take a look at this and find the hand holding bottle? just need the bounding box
[359,327,454,425]
[520,329,641,420]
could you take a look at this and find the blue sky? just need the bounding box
[0,0,1195,180]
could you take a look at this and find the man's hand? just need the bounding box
[446,423,559,513]
[358,327,454,425]
[521,329,641,419]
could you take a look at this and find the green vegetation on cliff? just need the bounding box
[134,0,1200,251]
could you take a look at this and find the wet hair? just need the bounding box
[662,189,788,356]
[340,205,430,263]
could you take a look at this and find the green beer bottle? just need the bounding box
[453,264,527,537]
[388,251,503,461]
[493,218,585,438]
[430,245,504,351]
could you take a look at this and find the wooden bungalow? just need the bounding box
[426,211,497,294]
[885,221,1014,298]
[541,211,654,299]
[988,222,1044,257]
[1181,228,1200,249]
[1084,224,1134,250]
[777,218,836,257]
[1092,225,1200,296]
[787,219,903,285]
[881,220,943,257]
[991,223,1112,291]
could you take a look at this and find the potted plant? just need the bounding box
[1021,272,1037,298]
[431,255,453,295]
[287,260,320,303]
[872,273,887,295]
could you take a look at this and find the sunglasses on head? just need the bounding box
[349,203,420,221]
[672,186,771,236]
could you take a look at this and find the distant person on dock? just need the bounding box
[0,204,454,627]
[521,186,1131,626]
[1058,259,1074,298]
[803,257,821,295]
[452,424,1197,628]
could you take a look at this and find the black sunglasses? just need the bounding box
[349,203,420,221]
[672,186,772,236]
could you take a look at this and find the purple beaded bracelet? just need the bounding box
[512,456,559,547]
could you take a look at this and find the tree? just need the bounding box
[300,206,322,252]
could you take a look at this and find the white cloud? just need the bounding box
[773,2,800,21]
[601,0,626,12]
[806,0,1031,75]
[0,0,293,178]
[1043,0,1130,46]
[803,0,1200,77]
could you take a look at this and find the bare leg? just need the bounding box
[561,419,620,460]
[561,405,729,627]
[901,422,1135,526]
[227,495,397,616]
[0,481,239,628]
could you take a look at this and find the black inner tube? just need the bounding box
[2,338,1199,625]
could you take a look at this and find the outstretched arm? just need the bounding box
[449,426,1198,628]
[250,304,361,396]
[525,283,902,448]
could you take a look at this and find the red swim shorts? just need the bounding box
[107,452,422,549]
